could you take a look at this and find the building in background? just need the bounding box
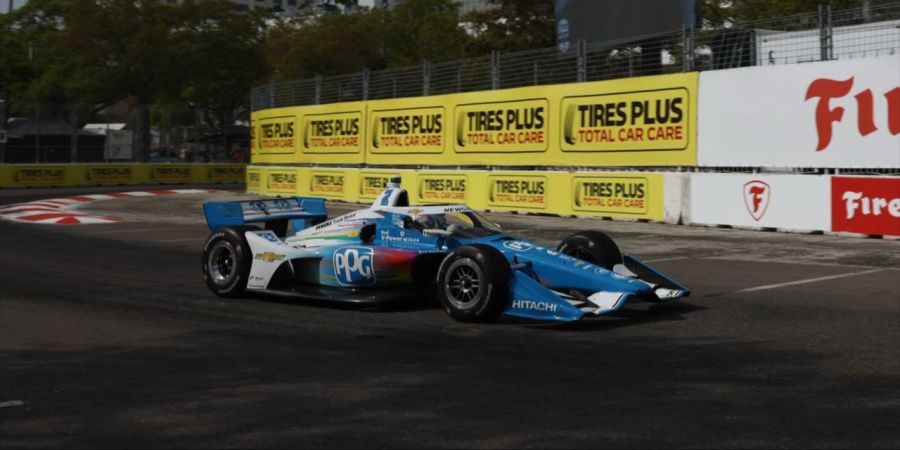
[375,0,495,14]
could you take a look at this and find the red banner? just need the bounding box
[831,177,900,236]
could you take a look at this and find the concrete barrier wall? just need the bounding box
[246,166,673,222]
[247,166,899,237]
[0,164,246,188]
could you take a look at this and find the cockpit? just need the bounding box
[402,209,504,239]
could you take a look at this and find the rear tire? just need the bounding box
[436,244,511,322]
[557,230,622,270]
[202,226,256,297]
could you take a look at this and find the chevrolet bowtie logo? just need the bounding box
[255,252,285,262]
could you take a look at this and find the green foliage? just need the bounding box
[462,0,555,55]
[173,0,270,129]
[0,0,273,156]
[266,0,469,80]
[1,0,891,143]
[267,9,389,79]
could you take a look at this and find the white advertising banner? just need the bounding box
[688,173,830,231]
[698,55,900,168]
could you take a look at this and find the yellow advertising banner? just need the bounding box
[0,164,246,188]
[265,168,301,195]
[303,112,362,154]
[252,72,697,167]
[254,107,300,163]
[561,88,690,152]
[245,166,265,193]
[298,102,366,164]
[358,170,402,201]
[454,98,549,153]
[82,165,136,185]
[415,172,470,204]
[308,169,348,200]
[244,166,665,221]
[369,106,445,154]
[485,172,562,212]
[0,165,10,187]
[7,165,73,187]
[569,173,664,220]
[146,165,194,184]
[204,164,246,183]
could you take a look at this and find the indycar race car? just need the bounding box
[201,178,689,322]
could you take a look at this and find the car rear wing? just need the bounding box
[203,197,328,236]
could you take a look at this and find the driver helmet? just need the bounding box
[413,214,446,230]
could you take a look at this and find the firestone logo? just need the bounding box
[842,191,900,219]
[805,77,900,151]
[743,180,770,221]
[831,177,900,237]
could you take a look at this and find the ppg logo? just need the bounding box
[333,247,375,286]
[502,240,534,252]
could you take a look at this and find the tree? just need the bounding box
[266,9,389,79]
[171,0,271,149]
[24,0,272,160]
[266,0,469,80]
[0,0,73,116]
[462,0,555,56]
[382,0,468,66]
[53,0,184,160]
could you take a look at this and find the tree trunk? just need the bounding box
[133,99,151,162]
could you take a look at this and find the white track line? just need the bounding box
[734,269,884,293]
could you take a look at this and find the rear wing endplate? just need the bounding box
[203,197,327,233]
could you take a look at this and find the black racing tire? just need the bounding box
[436,244,511,322]
[201,226,257,297]
[557,230,622,270]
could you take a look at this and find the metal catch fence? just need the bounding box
[251,2,900,111]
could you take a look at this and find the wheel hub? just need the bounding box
[208,241,237,284]
[445,258,484,310]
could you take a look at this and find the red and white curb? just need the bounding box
[0,189,219,225]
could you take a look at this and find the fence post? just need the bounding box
[70,107,78,163]
[576,39,586,82]
[682,23,693,72]
[35,105,40,163]
[0,89,6,164]
[533,60,539,85]
[819,4,833,61]
[314,75,322,104]
[491,50,500,89]
[362,68,370,101]
[456,64,462,92]
[422,60,431,96]
[268,80,275,108]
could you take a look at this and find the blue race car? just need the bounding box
[201,177,689,322]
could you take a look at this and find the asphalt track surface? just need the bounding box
[1,185,898,449]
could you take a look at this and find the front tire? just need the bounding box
[436,244,511,322]
[557,230,622,270]
[202,226,255,297]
